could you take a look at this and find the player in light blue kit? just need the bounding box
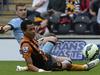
[0,3,57,54]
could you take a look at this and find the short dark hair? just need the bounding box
[21,20,34,32]
[16,3,26,10]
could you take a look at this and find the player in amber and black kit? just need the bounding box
[17,20,100,72]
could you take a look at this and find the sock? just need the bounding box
[67,64,86,71]
[41,41,55,54]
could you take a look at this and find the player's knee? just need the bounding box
[48,36,58,43]
[43,36,58,44]
[44,33,57,42]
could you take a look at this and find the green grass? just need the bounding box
[0,61,100,75]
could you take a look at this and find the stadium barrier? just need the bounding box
[0,35,100,61]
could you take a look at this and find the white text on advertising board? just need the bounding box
[51,40,86,60]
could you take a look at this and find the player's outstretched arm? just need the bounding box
[25,56,51,72]
[0,24,11,33]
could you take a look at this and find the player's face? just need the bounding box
[25,24,36,38]
[16,6,27,19]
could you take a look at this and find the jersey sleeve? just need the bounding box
[20,43,33,59]
[8,18,23,29]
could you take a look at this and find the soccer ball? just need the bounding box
[82,43,99,60]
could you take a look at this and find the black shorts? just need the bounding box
[42,54,62,71]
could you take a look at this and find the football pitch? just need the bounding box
[0,61,100,75]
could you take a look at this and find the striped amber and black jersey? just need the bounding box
[20,36,52,70]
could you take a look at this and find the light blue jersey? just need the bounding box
[8,17,54,54]
[8,18,24,43]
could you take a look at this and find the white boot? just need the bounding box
[84,58,100,70]
[16,65,28,71]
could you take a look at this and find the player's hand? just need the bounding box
[0,24,5,33]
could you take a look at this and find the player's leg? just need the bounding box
[66,58,100,71]
[40,35,57,54]
[51,55,72,70]
[51,55,100,71]
[85,58,100,70]
[51,55,72,63]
